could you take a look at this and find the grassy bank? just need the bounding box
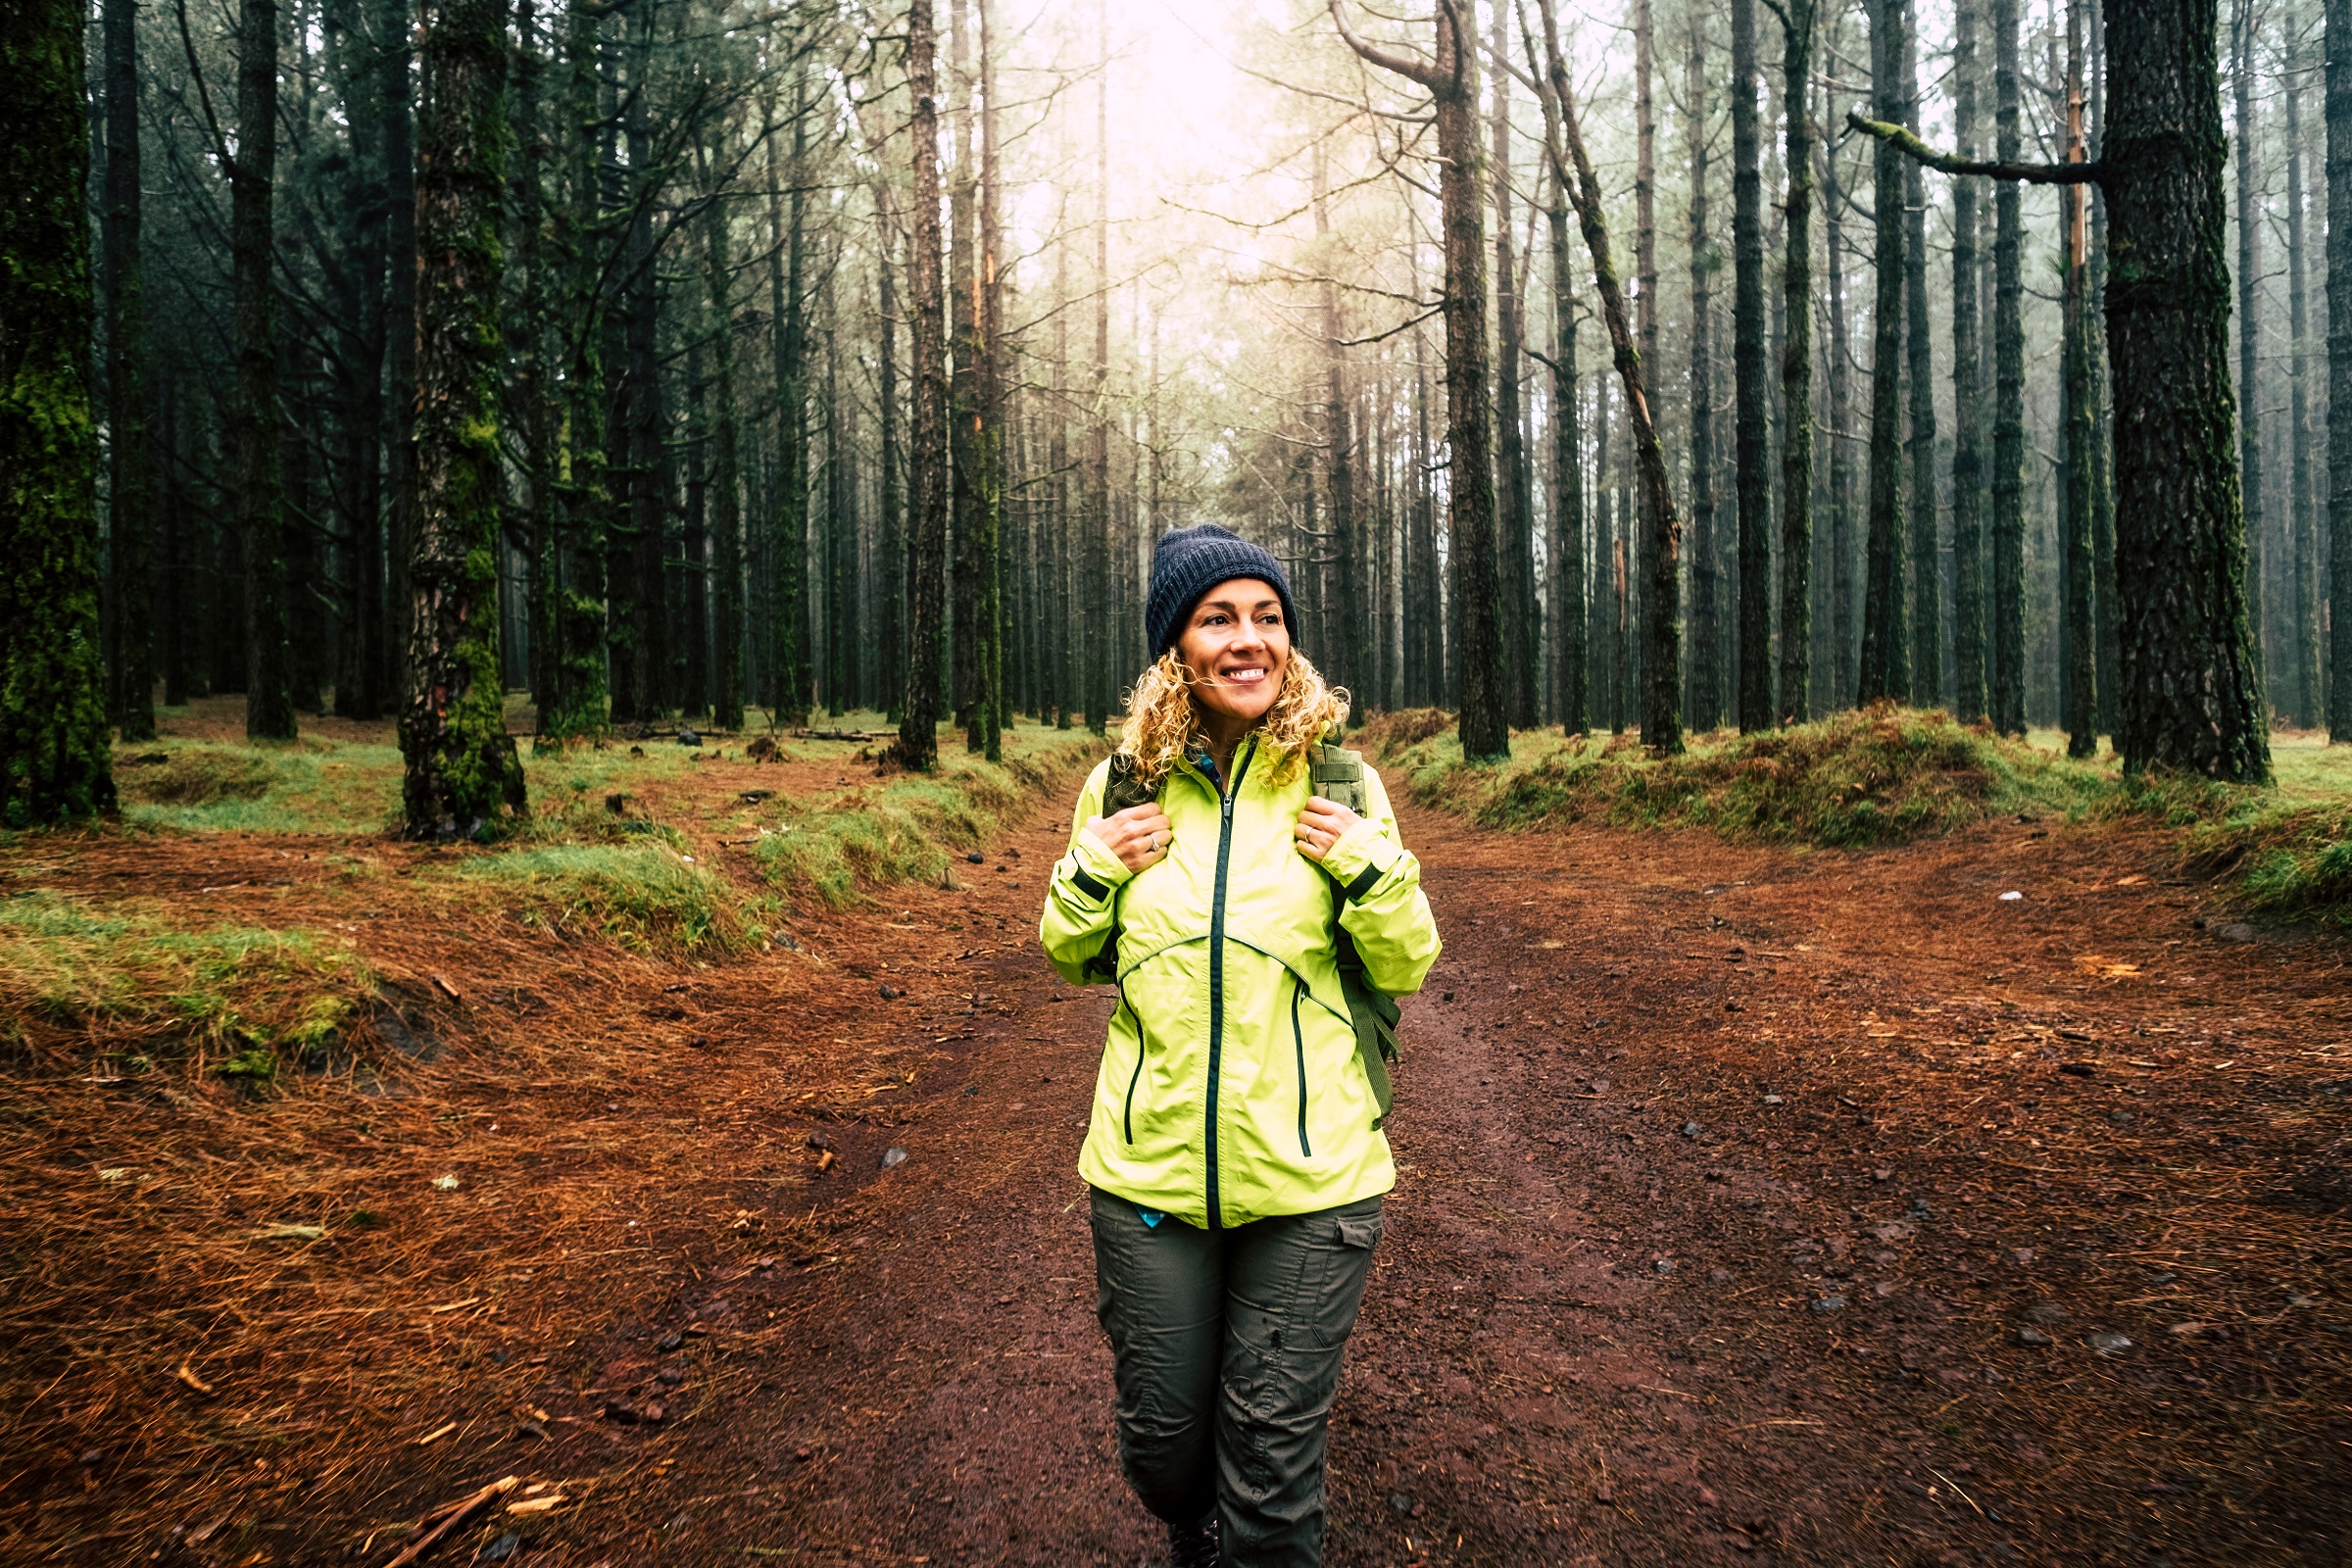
[1357,706,2352,926]
[0,890,370,1076]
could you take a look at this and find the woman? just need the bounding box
[1039,522,1442,1567]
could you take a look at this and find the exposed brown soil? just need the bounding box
[4,752,2346,1567]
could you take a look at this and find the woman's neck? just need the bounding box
[1196,710,1252,794]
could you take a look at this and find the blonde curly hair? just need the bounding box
[1116,647,1350,788]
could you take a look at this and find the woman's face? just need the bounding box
[1176,577,1291,726]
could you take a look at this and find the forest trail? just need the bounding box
[6,758,2346,1567]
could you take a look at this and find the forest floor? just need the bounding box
[3,704,2347,1567]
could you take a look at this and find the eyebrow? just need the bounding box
[1197,598,1283,615]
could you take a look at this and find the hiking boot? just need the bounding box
[1166,1512,1220,1568]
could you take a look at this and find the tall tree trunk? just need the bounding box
[2063,4,2098,755]
[611,0,664,724]
[2106,0,2269,775]
[873,178,904,724]
[1315,148,1361,709]
[402,0,526,837]
[1087,0,1111,736]
[1685,10,1716,731]
[1632,0,1658,730]
[541,0,608,740]
[2234,0,2269,705]
[510,0,554,723]
[771,68,811,726]
[1779,0,1817,724]
[950,0,978,734]
[1990,0,2026,732]
[103,0,152,740]
[1903,0,1941,700]
[1334,0,1507,759]
[1732,0,1773,728]
[897,0,949,769]
[2329,0,2352,739]
[235,0,294,738]
[2285,0,2324,726]
[977,0,1005,753]
[1,0,116,822]
[1824,89,1857,706]
[1859,0,1911,704]
[382,0,416,713]
[1492,19,1534,728]
[330,0,389,722]
[707,171,745,731]
[1950,0,1991,722]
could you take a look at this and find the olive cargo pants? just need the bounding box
[1089,1189,1385,1567]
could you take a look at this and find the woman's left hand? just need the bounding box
[1294,796,1362,862]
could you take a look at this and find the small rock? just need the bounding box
[1762,1093,1783,1105]
[1810,1296,1846,1314]
[2026,1300,2070,1323]
[1387,1491,1416,1516]
[965,851,985,864]
[805,1131,835,1152]
[1708,1267,1735,1285]
[878,984,902,1000]
[1681,1121,1702,1139]
[1999,890,2024,902]
[478,1531,523,1561]
[2015,1327,2052,1347]
[1873,1167,1893,1182]
[1442,991,1455,1003]
[2087,1332,2132,1356]
[1653,1257,1677,1275]
[881,1147,908,1169]
[657,1331,684,1352]
[677,729,702,747]
[2216,922,2257,943]
[658,1366,685,1386]
[643,1400,666,1422]
[1908,1197,1932,1216]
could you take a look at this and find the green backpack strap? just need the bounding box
[1311,736,1400,1126]
[1084,753,1156,982]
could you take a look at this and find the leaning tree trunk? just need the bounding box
[1332,0,1509,759]
[1779,0,1817,724]
[401,0,525,839]
[1531,0,1684,752]
[1858,0,1911,704]
[897,0,950,771]
[1,0,117,824]
[1731,0,1773,729]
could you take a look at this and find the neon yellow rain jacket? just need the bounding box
[1039,736,1442,1228]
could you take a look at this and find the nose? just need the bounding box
[1231,616,1266,653]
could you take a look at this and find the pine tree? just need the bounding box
[1858,0,1911,704]
[897,0,949,770]
[1732,0,1773,728]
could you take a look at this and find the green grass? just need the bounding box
[113,738,408,834]
[1360,707,2352,926]
[751,728,1104,907]
[449,843,769,954]
[1362,706,2112,847]
[0,890,369,1068]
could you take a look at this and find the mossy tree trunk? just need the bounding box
[1,0,117,825]
[401,0,526,838]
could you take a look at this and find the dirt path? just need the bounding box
[6,769,2346,1566]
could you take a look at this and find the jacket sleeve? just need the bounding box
[1315,763,1442,995]
[1039,759,1136,985]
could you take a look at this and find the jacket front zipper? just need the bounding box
[1118,973,1145,1143]
[1290,973,1312,1158]
[1203,736,1256,1229]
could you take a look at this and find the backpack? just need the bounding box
[1085,740,1402,1127]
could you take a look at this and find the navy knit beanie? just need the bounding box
[1144,523,1300,658]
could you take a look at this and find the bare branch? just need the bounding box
[1843,112,2100,183]
[1328,0,1446,91]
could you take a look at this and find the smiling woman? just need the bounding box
[1039,522,1442,1567]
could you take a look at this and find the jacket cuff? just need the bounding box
[1319,819,1398,900]
[1065,824,1136,903]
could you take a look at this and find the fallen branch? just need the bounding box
[381,1475,517,1568]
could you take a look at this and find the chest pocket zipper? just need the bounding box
[1291,973,1312,1158]
[1119,973,1145,1144]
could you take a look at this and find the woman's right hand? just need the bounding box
[1087,803,1174,873]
